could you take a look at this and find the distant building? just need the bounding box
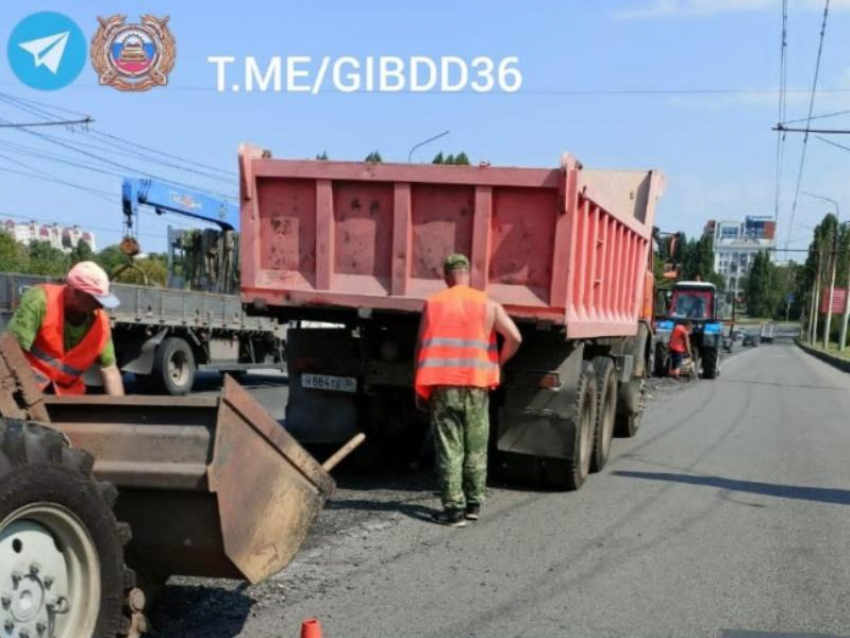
[1,220,96,253]
[703,216,776,299]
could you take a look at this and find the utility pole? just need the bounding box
[811,250,821,344]
[839,223,850,351]
[804,193,840,348]
[825,236,837,349]
[773,124,850,135]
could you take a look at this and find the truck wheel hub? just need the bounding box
[168,352,189,384]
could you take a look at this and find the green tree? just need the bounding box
[0,231,28,272]
[94,245,129,276]
[773,261,799,320]
[795,212,843,328]
[364,151,383,163]
[69,239,94,265]
[315,151,329,160]
[432,151,471,165]
[93,245,168,286]
[745,251,776,318]
[112,255,168,286]
[677,234,716,282]
[27,241,69,276]
[453,152,470,165]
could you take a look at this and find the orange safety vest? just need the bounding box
[24,284,111,395]
[415,285,500,400]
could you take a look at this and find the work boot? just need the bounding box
[465,503,481,521]
[432,508,467,527]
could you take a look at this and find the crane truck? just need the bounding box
[0,178,285,395]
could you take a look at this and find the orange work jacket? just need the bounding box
[24,284,110,395]
[415,285,500,400]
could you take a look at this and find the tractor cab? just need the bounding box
[654,282,723,379]
[668,284,714,321]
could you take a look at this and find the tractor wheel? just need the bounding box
[590,357,617,473]
[0,420,133,638]
[702,348,720,379]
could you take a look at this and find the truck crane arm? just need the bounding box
[122,177,239,232]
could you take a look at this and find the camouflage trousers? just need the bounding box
[430,386,490,510]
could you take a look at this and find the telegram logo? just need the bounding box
[8,12,87,90]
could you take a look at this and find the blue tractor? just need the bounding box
[653,281,723,379]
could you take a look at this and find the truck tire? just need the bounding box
[541,361,597,491]
[154,337,196,396]
[0,420,132,638]
[590,357,617,473]
[702,348,719,379]
[653,341,668,377]
[614,378,645,438]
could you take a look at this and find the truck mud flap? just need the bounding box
[496,408,577,460]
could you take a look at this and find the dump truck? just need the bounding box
[239,146,664,489]
[0,334,362,638]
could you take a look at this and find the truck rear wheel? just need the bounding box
[591,357,617,473]
[541,361,597,491]
[154,337,196,396]
[0,420,131,638]
[615,378,645,438]
[653,341,668,377]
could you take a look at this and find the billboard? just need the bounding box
[819,287,847,314]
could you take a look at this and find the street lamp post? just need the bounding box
[407,130,450,163]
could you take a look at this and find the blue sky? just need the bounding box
[1,0,850,256]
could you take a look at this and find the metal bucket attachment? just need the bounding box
[208,376,335,583]
[0,334,362,584]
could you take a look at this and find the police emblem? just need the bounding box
[90,15,175,92]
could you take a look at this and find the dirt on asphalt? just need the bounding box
[146,372,695,638]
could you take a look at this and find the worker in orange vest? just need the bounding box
[415,254,522,527]
[5,261,125,396]
[668,319,693,379]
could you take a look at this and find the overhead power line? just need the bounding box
[815,135,850,153]
[0,151,116,203]
[781,108,850,125]
[0,114,237,201]
[786,0,832,250]
[0,117,93,129]
[0,92,236,179]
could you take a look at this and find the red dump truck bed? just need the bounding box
[239,146,664,338]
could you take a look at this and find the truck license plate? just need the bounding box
[301,373,357,393]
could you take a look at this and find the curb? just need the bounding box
[795,339,850,373]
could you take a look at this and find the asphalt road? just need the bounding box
[153,336,850,638]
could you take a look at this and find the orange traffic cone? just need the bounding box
[301,618,322,638]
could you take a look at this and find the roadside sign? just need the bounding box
[785,292,795,305]
[819,287,847,314]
